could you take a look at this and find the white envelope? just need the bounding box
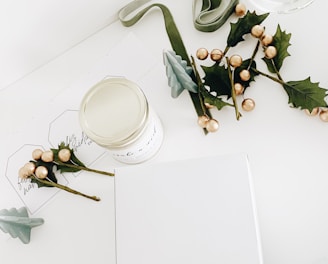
[114,153,263,264]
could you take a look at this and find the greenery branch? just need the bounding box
[18,142,115,202]
[31,174,100,202]
[187,7,328,130]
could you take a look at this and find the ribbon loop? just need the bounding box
[193,0,239,32]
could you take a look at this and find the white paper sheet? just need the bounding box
[114,153,263,264]
[1,32,158,214]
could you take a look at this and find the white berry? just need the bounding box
[196,48,209,60]
[265,46,277,59]
[234,83,244,95]
[251,25,265,38]
[229,55,243,68]
[41,150,54,162]
[319,109,328,122]
[235,3,246,16]
[242,98,255,111]
[210,49,224,61]
[239,69,251,81]
[197,115,210,128]
[23,162,36,175]
[261,34,273,46]
[58,148,71,162]
[35,166,48,179]
[206,119,219,132]
[32,149,43,160]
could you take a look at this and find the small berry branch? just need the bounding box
[189,3,328,131]
[31,174,100,202]
[248,40,261,71]
[55,161,114,177]
[251,67,284,85]
[226,56,242,120]
[18,142,115,202]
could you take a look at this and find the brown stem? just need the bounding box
[191,56,208,115]
[251,67,285,85]
[32,175,100,202]
[223,46,230,56]
[247,40,261,71]
[56,161,115,176]
[226,57,242,120]
[271,59,283,81]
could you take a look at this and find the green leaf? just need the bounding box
[283,77,328,111]
[202,63,231,97]
[52,142,86,173]
[200,63,234,110]
[69,151,86,168]
[227,11,269,47]
[202,90,233,110]
[263,24,291,73]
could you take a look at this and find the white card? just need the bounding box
[2,32,158,214]
[114,153,263,264]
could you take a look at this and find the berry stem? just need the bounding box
[32,175,101,201]
[226,57,242,120]
[191,56,208,115]
[251,67,285,85]
[270,59,283,81]
[56,161,115,176]
[223,46,230,56]
[247,40,261,71]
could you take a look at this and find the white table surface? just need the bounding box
[1,1,327,264]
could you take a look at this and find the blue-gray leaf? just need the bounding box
[163,50,198,98]
[0,207,44,244]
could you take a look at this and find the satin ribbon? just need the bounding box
[119,0,206,120]
[118,0,238,130]
[193,0,239,32]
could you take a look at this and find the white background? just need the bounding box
[1,1,328,264]
[0,0,130,90]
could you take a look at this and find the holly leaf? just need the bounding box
[227,11,269,47]
[200,63,235,110]
[283,77,328,111]
[263,25,291,73]
[202,63,231,97]
[52,142,86,173]
[201,89,233,110]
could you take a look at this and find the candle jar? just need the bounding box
[79,77,163,164]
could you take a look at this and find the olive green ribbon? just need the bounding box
[119,0,205,119]
[193,0,239,32]
[118,0,238,130]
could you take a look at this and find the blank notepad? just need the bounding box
[114,153,263,264]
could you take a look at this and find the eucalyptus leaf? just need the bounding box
[163,50,198,98]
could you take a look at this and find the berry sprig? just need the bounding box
[164,3,328,133]
[191,3,328,132]
[18,142,114,202]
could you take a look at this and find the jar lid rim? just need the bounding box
[79,77,148,146]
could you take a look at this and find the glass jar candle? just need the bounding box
[79,77,163,164]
